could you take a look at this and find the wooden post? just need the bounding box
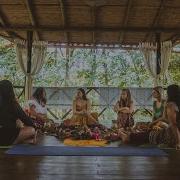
[25,31,33,100]
[27,31,33,73]
[156,33,161,75]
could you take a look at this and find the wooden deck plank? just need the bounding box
[0,135,180,180]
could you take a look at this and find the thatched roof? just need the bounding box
[0,0,180,47]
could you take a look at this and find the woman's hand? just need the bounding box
[82,110,88,116]
[123,107,130,111]
[119,107,130,113]
[16,119,24,128]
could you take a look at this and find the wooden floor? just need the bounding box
[1,135,180,180]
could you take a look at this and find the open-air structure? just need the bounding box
[0,1,180,180]
[0,0,180,45]
[0,0,179,118]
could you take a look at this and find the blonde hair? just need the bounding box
[153,86,163,101]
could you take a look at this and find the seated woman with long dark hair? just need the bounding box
[149,86,166,127]
[152,86,165,121]
[64,88,98,127]
[0,80,36,146]
[114,88,134,129]
[25,87,48,127]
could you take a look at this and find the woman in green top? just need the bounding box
[152,86,166,122]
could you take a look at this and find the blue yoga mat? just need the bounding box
[6,145,167,156]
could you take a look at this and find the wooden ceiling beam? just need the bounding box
[0,33,12,41]
[119,0,133,43]
[24,0,40,40]
[47,43,180,53]
[169,34,180,44]
[0,25,179,33]
[59,0,69,43]
[0,7,24,40]
[144,0,166,41]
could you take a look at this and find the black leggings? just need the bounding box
[0,127,20,145]
[130,131,150,145]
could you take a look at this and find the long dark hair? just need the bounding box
[119,88,132,107]
[77,88,87,100]
[0,80,17,112]
[32,87,46,104]
[167,84,180,110]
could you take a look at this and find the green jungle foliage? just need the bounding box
[0,38,179,125]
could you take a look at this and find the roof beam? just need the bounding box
[0,25,179,33]
[0,33,12,41]
[169,34,180,44]
[0,7,24,40]
[144,0,166,41]
[58,0,69,43]
[24,0,40,40]
[47,43,180,53]
[119,0,133,43]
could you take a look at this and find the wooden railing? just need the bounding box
[14,86,154,123]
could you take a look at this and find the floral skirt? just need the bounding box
[117,112,134,129]
[64,112,98,127]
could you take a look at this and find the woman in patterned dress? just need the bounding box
[114,89,134,129]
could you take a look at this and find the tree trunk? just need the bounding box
[65,47,70,86]
[102,49,109,86]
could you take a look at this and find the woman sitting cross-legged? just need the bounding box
[25,87,49,128]
[149,86,166,128]
[63,88,98,127]
[118,85,180,149]
[152,86,166,120]
[114,88,134,129]
[0,80,36,146]
[118,120,172,146]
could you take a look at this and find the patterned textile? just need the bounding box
[64,112,98,126]
[149,127,176,147]
[117,112,134,129]
[63,139,107,147]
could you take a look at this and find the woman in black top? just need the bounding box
[0,80,36,145]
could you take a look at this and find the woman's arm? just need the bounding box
[15,103,34,127]
[29,105,47,121]
[120,103,134,114]
[149,103,168,127]
[114,105,130,113]
[129,102,134,114]
[166,103,177,125]
[86,99,91,114]
[149,117,165,127]
[152,101,156,120]
[114,102,121,113]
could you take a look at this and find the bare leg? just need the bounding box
[13,127,36,145]
[118,130,130,143]
[87,113,98,125]
[170,125,180,150]
[175,128,180,150]
[23,130,37,144]
[89,115,96,122]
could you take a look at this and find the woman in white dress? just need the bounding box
[25,87,48,127]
